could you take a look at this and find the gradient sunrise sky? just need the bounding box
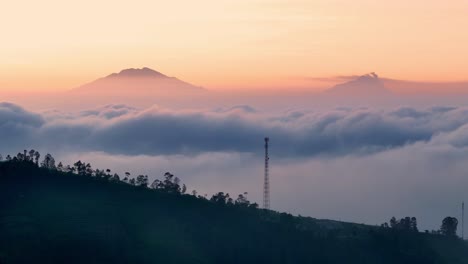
[1,0,467,91]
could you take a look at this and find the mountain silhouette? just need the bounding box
[106,67,169,78]
[324,73,393,97]
[71,67,203,96]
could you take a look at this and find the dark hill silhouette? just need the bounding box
[71,67,204,96]
[1,160,468,263]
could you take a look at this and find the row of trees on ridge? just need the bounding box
[0,150,259,209]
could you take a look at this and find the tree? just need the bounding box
[41,154,56,169]
[381,222,389,229]
[154,172,182,194]
[210,192,230,205]
[16,152,25,161]
[123,172,131,183]
[34,151,40,165]
[129,178,136,185]
[400,217,411,231]
[150,179,160,189]
[388,216,418,232]
[28,150,34,159]
[440,217,458,237]
[84,163,93,176]
[57,162,64,172]
[0,154,3,161]
[249,203,259,209]
[28,150,36,163]
[410,217,418,232]
[6,155,11,161]
[136,175,149,187]
[110,173,120,182]
[74,161,85,175]
[235,192,251,207]
[94,169,106,178]
[66,165,75,173]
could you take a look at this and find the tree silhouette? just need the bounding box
[28,149,40,165]
[235,192,250,207]
[34,151,40,165]
[74,161,85,175]
[150,179,160,189]
[41,154,56,169]
[440,217,458,237]
[110,173,120,182]
[136,175,149,187]
[210,192,230,205]
[410,217,418,232]
[153,172,183,194]
[129,178,136,185]
[16,152,25,161]
[386,216,418,232]
[123,172,131,183]
[57,162,64,172]
[28,150,35,161]
[84,163,93,176]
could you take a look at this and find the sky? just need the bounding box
[1,0,468,91]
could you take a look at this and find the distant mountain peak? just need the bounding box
[324,72,392,97]
[358,72,379,80]
[106,67,168,79]
[71,67,203,94]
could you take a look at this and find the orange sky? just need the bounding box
[1,0,468,92]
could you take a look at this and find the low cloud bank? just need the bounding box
[3,102,468,157]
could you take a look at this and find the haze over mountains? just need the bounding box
[73,67,466,100]
[73,67,393,98]
[68,68,400,108]
[2,67,468,111]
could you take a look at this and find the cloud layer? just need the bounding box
[3,102,468,158]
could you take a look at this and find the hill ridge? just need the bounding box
[1,159,467,263]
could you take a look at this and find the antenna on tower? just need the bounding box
[263,137,270,210]
[462,201,465,240]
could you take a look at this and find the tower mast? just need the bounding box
[463,201,465,239]
[263,137,270,210]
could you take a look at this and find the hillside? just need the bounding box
[1,160,468,264]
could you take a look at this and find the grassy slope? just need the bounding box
[1,161,467,264]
